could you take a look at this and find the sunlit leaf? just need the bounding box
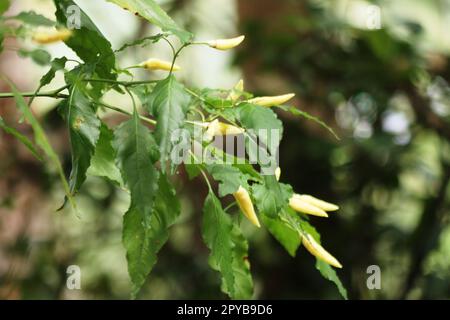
[107,0,193,43]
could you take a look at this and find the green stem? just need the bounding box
[95,101,156,125]
[0,90,68,99]
[83,78,158,86]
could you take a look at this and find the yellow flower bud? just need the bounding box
[289,194,328,217]
[301,233,342,268]
[233,186,260,228]
[297,195,339,212]
[207,35,245,50]
[247,93,295,107]
[275,167,281,181]
[204,119,245,140]
[140,58,180,71]
[227,79,244,102]
[32,29,73,44]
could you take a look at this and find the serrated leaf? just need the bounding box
[237,103,283,149]
[261,209,301,257]
[60,85,101,194]
[316,259,348,299]
[122,174,180,298]
[3,77,74,209]
[114,110,161,297]
[54,0,116,80]
[203,191,254,299]
[252,175,292,218]
[11,11,55,26]
[114,111,159,224]
[18,48,51,66]
[203,192,235,295]
[39,57,67,88]
[207,164,247,197]
[148,75,190,173]
[115,33,164,52]
[220,222,253,299]
[278,105,339,140]
[88,123,123,186]
[0,116,42,160]
[130,83,155,111]
[107,0,192,43]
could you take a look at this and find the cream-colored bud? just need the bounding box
[298,195,339,212]
[275,167,281,181]
[32,29,72,44]
[207,35,245,50]
[301,233,342,268]
[233,186,260,227]
[227,79,244,102]
[204,119,245,140]
[140,58,180,71]
[247,93,295,107]
[289,194,328,217]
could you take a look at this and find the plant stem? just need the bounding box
[95,101,156,125]
[83,78,158,86]
[0,90,68,99]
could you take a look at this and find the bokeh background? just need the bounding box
[1,0,450,299]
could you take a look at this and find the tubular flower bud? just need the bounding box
[207,35,245,50]
[297,195,339,212]
[247,93,295,107]
[227,79,244,102]
[32,29,73,44]
[301,233,342,268]
[233,186,260,228]
[140,58,180,71]
[289,194,328,217]
[275,167,281,181]
[204,119,245,140]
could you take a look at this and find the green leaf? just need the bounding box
[237,103,283,149]
[11,11,55,26]
[60,85,101,194]
[114,110,161,297]
[148,75,190,173]
[316,259,348,299]
[278,105,340,140]
[114,110,159,224]
[130,83,155,111]
[115,33,164,52]
[0,116,42,160]
[261,209,301,257]
[202,191,253,299]
[207,164,247,197]
[39,57,68,88]
[88,123,123,186]
[107,0,193,43]
[184,162,202,180]
[3,77,75,209]
[122,174,180,298]
[251,175,292,218]
[54,0,116,80]
[0,0,10,15]
[220,222,253,299]
[18,48,51,66]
